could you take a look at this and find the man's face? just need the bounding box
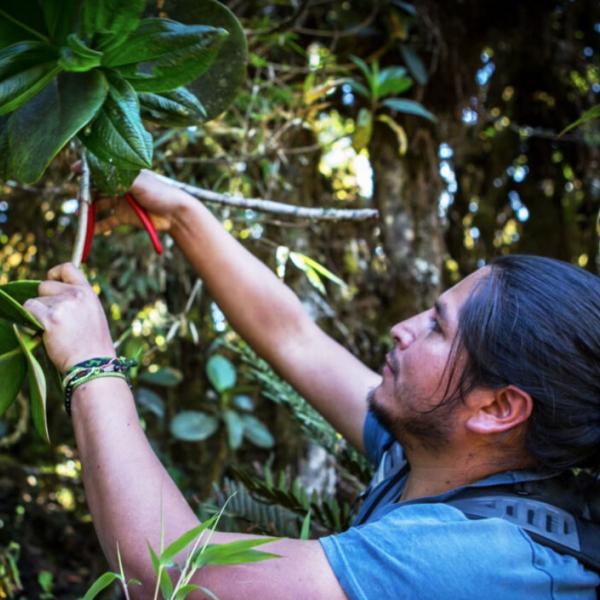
[369,269,487,454]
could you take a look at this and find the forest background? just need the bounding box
[1,0,599,597]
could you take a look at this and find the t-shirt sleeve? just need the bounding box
[319,504,599,600]
[362,409,395,465]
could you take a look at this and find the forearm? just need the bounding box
[171,197,311,363]
[71,377,198,591]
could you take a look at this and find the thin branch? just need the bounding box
[246,0,312,36]
[71,152,91,268]
[153,174,379,221]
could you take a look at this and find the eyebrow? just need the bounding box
[434,299,450,327]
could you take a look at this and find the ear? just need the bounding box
[465,386,533,435]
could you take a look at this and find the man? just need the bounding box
[25,170,600,598]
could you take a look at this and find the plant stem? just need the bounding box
[0,10,50,43]
[71,152,91,268]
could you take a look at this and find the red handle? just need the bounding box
[124,192,163,255]
[81,202,96,264]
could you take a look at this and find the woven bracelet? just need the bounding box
[63,356,138,416]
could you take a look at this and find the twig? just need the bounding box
[71,152,91,267]
[153,174,379,221]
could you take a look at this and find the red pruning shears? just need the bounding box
[82,192,163,263]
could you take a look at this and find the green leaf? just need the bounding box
[347,79,370,100]
[560,103,600,135]
[41,0,79,44]
[170,411,219,442]
[0,319,26,415]
[13,325,48,443]
[241,414,274,449]
[382,98,437,122]
[0,41,60,115]
[82,0,146,50]
[106,18,228,94]
[399,44,428,86]
[85,148,140,196]
[300,510,311,540]
[139,366,183,387]
[139,87,206,127]
[81,572,120,600]
[376,66,413,99]
[58,34,103,73]
[161,514,219,564]
[0,287,43,330]
[351,107,373,152]
[80,73,152,170]
[194,538,279,569]
[159,0,248,119]
[135,387,165,418]
[206,354,236,392]
[350,55,372,87]
[232,394,254,411]
[223,409,244,450]
[289,253,347,288]
[0,280,40,305]
[7,70,108,183]
[148,543,174,598]
[174,584,201,600]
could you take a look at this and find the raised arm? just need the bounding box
[97,171,381,451]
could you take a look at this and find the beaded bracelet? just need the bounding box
[62,356,138,416]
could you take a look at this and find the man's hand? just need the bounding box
[24,263,116,372]
[82,168,193,235]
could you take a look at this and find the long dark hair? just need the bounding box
[453,255,600,471]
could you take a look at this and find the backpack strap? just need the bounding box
[445,474,600,574]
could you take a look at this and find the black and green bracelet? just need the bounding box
[62,356,137,416]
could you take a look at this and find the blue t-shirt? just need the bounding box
[319,411,600,599]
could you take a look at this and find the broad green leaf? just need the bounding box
[223,409,244,450]
[0,280,40,305]
[174,584,201,600]
[0,319,26,415]
[85,148,140,196]
[382,98,437,122]
[80,73,152,170]
[139,87,206,127]
[194,538,279,569]
[159,0,248,119]
[41,0,79,44]
[7,70,108,183]
[376,66,413,99]
[135,387,165,418]
[170,411,219,442]
[206,354,236,392]
[400,44,428,85]
[350,55,372,88]
[81,572,120,600]
[106,19,227,94]
[0,287,43,330]
[139,366,183,387]
[0,41,61,115]
[58,34,103,73]
[241,414,274,449]
[351,107,373,151]
[13,325,48,442]
[560,103,600,135]
[232,394,254,411]
[82,0,146,50]
[161,514,219,564]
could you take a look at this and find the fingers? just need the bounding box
[47,263,88,286]
[38,280,74,297]
[23,296,60,329]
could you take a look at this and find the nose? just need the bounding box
[390,321,416,350]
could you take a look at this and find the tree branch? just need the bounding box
[153,174,379,221]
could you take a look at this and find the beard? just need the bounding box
[367,385,459,455]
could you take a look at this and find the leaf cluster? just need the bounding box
[0,0,247,192]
